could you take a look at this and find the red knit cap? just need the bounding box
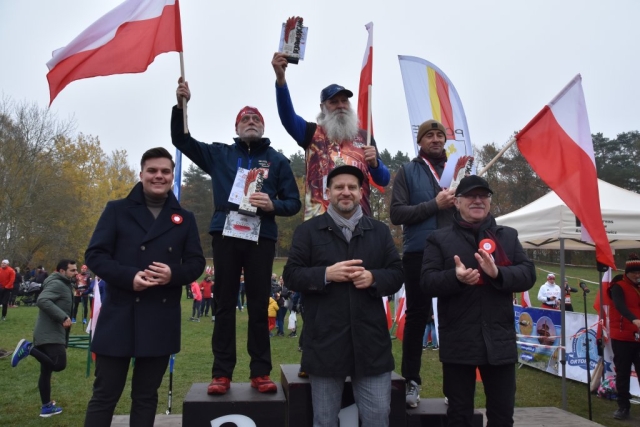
[235,106,264,128]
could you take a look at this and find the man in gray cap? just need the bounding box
[390,119,456,407]
[272,52,390,220]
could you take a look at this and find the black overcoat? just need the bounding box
[283,213,403,378]
[85,183,205,357]
[421,215,536,366]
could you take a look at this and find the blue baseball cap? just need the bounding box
[320,84,354,103]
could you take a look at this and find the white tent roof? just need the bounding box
[495,179,640,250]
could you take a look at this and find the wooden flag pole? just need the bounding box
[180,52,188,134]
[477,136,516,176]
[366,84,372,146]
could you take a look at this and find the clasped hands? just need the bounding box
[133,262,172,291]
[326,259,374,289]
[454,249,498,285]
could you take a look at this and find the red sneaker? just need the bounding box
[250,375,277,393]
[207,377,231,395]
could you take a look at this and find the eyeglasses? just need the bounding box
[458,194,492,201]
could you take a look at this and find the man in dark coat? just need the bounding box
[284,165,404,427]
[421,175,535,427]
[83,147,205,427]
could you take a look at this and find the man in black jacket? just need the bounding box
[284,165,403,427]
[422,175,535,427]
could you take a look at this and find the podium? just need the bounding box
[182,382,286,427]
[182,366,484,426]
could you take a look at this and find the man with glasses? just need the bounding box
[421,175,536,427]
[390,119,456,408]
[172,78,301,395]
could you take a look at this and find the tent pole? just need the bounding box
[560,238,567,410]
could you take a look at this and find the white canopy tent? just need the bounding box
[496,179,640,250]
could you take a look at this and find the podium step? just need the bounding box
[182,382,285,427]
[406,398,483,427]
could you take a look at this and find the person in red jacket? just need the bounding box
[0,259,16,321]
[200,276,214,321]
[608,253,640,420]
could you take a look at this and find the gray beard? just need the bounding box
[317,107,359,141]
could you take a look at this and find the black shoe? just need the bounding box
[614,407,630,420]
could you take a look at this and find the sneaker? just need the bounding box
[297,370,309,378]
[71,318,76,324]
[251,375,277,393]
[422,345,427,351]
[196,318,200,322]
[1,316,5,321]
[11,339,32,367]
[432,346,439,351]
[83,318,87,325]
[613,407,630,420]
[40,402,62,417]
[444,397,448,405]
[406,380,420,408]
[207,377,231,395]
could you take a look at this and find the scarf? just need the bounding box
[326,203,363,242]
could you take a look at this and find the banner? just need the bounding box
[514,305,639,396]
[398,55,475,181]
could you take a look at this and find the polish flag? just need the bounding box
[86,278,102,336]
[357,22,373,134]
[382,296,392,330]
[516,75,615,268]
[394,286,407,341]
[46,0,183,104]
[520,291,531,308]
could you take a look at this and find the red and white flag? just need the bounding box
[382,296,392,330]
[394,286,407,341]
[520,291,532,308]
[86,278,102,336]
[357,22,373,133]
[46,0,183,104]
[516,75,615,268]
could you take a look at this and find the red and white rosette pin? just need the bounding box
[171,214,183,225]
[479,239,495,254]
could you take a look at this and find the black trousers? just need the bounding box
[211,234,275,379]
[30,344,67,404]
[201,297,213,316]
[611,338,640,409]
[0,288,11,317]
[401,252,430,385]
[443,362,516,427]
[72,295,88,320]
[84,354,169,427]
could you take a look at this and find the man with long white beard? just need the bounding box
[272,52,390,220]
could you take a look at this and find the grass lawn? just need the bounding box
[0,261,627,426]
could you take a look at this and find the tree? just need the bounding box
[180,163,214,258]
[288,150,306,179]
[593,131,640,192]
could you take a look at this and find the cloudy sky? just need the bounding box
[1,0,638,176]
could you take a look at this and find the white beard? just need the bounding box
[317,106,359,141]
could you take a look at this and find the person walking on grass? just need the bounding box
[11,259,77,418]
[191,281,202,322]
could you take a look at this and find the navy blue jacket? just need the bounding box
[171,107,301,241]
[85,183,205,357]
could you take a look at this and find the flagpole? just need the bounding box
[477,136,516,176]
[366,84,372,146]
[180,52,188,134]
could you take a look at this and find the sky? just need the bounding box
[1,0,638,178]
